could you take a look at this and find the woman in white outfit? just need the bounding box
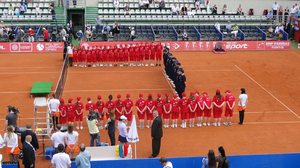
[238,88,248,125]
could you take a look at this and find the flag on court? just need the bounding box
[127,115,139,143]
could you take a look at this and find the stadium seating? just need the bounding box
[0,0,54,24]
[239,25,263,40]
[96,0,271,24]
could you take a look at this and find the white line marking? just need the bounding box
[183,65,234,67]
[68,70,161,74]
[185,70,238,72]
[0,67,59,69]
[243,121,300,124]
[233,111,291,114]
[0,72,59,75]
[63,88,172,93]
[234,65,300,120]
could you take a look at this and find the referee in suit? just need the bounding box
[23,135,36,168]
[149,110,163,158]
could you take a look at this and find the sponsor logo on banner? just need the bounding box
[265,41,290,49]
[0,45,6,50]
[225,42,248,50]
[42,43,64,52]
[19,43,32,52]
[10,43,19,52]
[256,41,265,49]
[36,43,45,51]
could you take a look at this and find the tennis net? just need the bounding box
[54,58,69,98]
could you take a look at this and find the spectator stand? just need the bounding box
[173,25,200,41]
[0,0,54,24]
[258,25,288,40]
[96,0,272,24]
[239,25,263,41]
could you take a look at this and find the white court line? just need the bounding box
[185,70,238,72]
[63,88,172,93]
[234,65,300,120]
[0,72,59,75]
[242,121,300,125]
[183,65,234,67]
[68,70,162,74]
[233,111,291,114]
[0,66,59,69]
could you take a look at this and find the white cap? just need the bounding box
[120,115,127,120]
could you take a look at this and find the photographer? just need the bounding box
[5,106,19,133]
[86,111,101,146]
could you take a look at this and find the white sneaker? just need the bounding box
[213,122,217,127]
[192,124,194,128]
[228,122,232,126]
[171,124,174,128]
[146,125,150,128]
[76,126,79,130]
[203,123,207,126]
[223,122,228,126]
[217,122,221,127]
[80,126,83,130]
[175,124,178,128]
[207,123,211,126]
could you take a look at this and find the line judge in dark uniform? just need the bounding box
[149,110,163,158]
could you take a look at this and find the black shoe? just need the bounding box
[148,155,154,158]
[238,122,243,125]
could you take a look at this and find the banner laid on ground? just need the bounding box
[80,41,290,51]
[0,42,64,53]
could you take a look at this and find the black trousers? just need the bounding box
[239,110,245,124]
[52,116,59,129]
[152,138,161,157]
[108,131,115,146]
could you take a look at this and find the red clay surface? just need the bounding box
[0,50,300,167]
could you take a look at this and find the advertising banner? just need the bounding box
[80,41,290,52]
[0,42,64,53]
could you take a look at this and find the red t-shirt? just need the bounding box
[124,99,134,114]
[135,99,147,112]
[171,99,180,113]
[224,94,235,109]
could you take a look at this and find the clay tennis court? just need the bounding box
[1,50,300,167]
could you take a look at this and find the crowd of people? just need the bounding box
[66,42,163,67]
[163,46,186,98]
